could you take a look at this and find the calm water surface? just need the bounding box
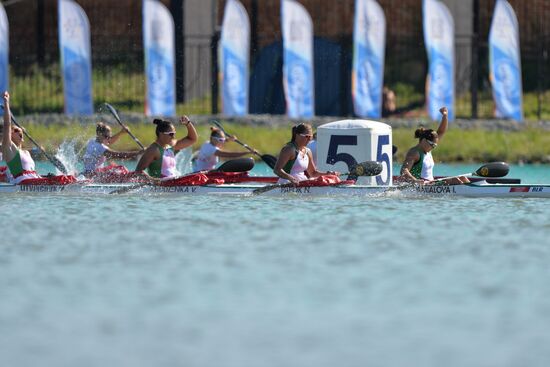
[1,163,550,367]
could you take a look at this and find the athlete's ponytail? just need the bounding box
[210,127,224,139]
[414,127,437,141]
[96,122,111,137]
[290,123,313,143]
[153,119,174,137]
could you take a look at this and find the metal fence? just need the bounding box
[232,0,550,120]
[5,0,213,115]
[4,0,550,120]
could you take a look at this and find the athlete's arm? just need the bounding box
[107,126,128,145]
[2,91,16,161]
[400,149,423,183]
[135,145,159,172]
[173,116,198,151]
[273,145,299,184]
[305,149,337,178]
[436,107,448,141]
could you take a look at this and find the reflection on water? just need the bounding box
[1,165,550,367]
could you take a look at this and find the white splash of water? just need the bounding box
[55,139,82,175]
[175,147,193,176]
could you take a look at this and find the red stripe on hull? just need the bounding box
[510,187,530,193]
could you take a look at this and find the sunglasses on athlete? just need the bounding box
[427,140,438,148]
[213,136,226,142]
[161,131,176,137]
[299,133,313,139]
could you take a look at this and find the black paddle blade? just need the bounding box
[51,156,69,175]
[216,158,255,172]
[349,161,383,177]
[104,103,122,122]
[252,182,292,195]
[211,120,227,134]
[261,154,277,169]
[474,162,509,178]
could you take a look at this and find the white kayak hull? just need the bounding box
[2,182,550,198]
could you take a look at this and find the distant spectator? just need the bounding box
[382,87,397,117]
[382,85,425,118]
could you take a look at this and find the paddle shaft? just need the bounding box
[8,114,69,174]
[432,172,473,183]
[232,138,261,159]
[211,120,276,168]
[109,180,156,195]
[252,182,296,194]
[253,177,351,195]
[211,120,255,155]
[253,175,346,195]
[104,103,145,149]
[253,161,382,195]
[432,162,509,183]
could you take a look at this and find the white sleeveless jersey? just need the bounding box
[83,139,108,172]
[421,151,434,180]
[277,147,310,184]
[193,142,219,171]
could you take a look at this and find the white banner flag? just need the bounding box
[489,0,523,121]
[0,3,8,97]
[220,0,250,116]
[143,0,176,116]
[423,0,455,121]
[352,0,386,118]
[281,0,314,118]
[58,0,93,115]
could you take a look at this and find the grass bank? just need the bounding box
[8,66,550,120]
[9,65,212,116]
[10,122,550,164]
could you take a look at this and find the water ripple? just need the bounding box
[2,176,550,366]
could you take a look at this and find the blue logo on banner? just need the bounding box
[222,47,247,116]
[62,47,92,115]
[428,48,454,120]
[0,53,7,98]
[492,46,522,121]
[355,43,382,118]
[147,47,175,116]
[285,50,313,118]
